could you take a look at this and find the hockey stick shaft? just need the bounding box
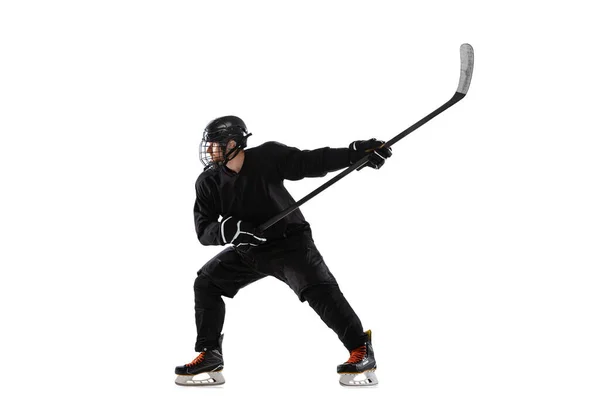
[257,44,474,233]
[257,94,464,232]
[385,92,464,148]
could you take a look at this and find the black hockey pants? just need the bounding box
[193,231,368,352]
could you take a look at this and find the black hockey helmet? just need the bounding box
[200,116,252,168]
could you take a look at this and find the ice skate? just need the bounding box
[337,330,378,387]
[175,334,225,386]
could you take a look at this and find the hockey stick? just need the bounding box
[257,44,474,233]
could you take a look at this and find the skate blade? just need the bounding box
[339,370,378,387]
[175,371,225,386]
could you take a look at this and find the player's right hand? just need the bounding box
[219,216,267,248]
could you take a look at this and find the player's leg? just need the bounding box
[193,273,226,351]
[175,247,265,386]
[279,232,378,386]
[301,284,368,351]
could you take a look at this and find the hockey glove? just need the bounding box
[220,216,267,248]
[349,138,393,170]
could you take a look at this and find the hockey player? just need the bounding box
[174,116,391,386]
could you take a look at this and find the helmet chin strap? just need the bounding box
[220,144,242,167]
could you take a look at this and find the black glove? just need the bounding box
[349,138,393,170]
[220,216,267,248]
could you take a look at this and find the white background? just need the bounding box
[1,1,599,399]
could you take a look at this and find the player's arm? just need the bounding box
[270,140,391,181]
[269,141,352,181]
[193,178,222,246]
[194,176,266,247]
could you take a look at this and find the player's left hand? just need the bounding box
[349,138,393,170]
[220,216,267,248]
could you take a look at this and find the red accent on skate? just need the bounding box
[185,352,205,367]
[346,345,367,364]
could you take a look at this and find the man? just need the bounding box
[174,116,392,387]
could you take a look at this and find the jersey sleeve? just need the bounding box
[193,175,222,246]
[266,141,352,181]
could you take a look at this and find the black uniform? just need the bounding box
[193,141,367,351]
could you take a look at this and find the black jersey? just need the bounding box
[194,141,352,245]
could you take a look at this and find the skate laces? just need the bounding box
[185,352,205,367]
[346,345,367,364]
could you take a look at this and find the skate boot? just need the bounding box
[174,334,225,386]
[337,330,378,387]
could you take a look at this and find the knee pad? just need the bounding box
[302,283,341,303]
[194,274,224,306]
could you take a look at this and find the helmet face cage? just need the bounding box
[199,127,250,169]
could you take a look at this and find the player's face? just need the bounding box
[207,142,224,162]
[207,140,237,163]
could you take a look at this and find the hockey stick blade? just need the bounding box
[457,43,474,95]
[385,43,474,148]
[257,44,474,233]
